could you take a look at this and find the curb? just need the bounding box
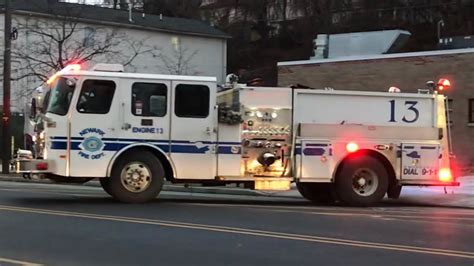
[0,175,301,198]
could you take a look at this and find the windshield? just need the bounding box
[46,77,75,116]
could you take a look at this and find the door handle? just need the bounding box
[120,102,131,130]
[205,127,216,135]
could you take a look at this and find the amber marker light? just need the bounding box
[346,142,359,153]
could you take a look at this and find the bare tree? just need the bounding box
[11,8,154,101]
[143,0,202,19]
[157,45,198,75]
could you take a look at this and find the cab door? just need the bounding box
[170,81,217,179]
[120,79,171,153]
[68,78,119,177]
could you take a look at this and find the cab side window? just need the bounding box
[77,80,116,114]
[175,84,210,118]
[132,83,167,117]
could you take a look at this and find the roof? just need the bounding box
[61,70,217,83]
[0,0,230,39]
[278,48,474,66]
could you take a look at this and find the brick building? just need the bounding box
[278,48,474,174]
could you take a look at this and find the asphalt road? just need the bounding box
[0,181,472,266]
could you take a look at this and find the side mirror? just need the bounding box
[30,98,37,120]
[66,78,76,88]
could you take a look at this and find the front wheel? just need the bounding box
[99,178,112,196]
[335,156,389,206]
[108,150,164,203]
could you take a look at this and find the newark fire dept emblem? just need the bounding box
[78,128,106,160]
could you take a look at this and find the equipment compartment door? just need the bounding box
[401,143,440,180]
[300,140,333,181]
[170,81,217,179]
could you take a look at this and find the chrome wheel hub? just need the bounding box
[120,162,151,193]
[357,177,367,187]
[352,168,378,196]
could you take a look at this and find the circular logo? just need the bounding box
[82,136,104,153]
[78,128,106,160]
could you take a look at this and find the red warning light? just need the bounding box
[437,79,451,92]
[67,64,81,72]
[46,64,82,85]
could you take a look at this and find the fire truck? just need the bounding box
[13,64,459,206]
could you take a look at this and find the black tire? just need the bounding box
[99,178,112,196]
[108,150,164,203]
[335,156,389,206]
[296,183,336,204]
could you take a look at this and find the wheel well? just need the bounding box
[334,149,396,188]
[110,146,175,182]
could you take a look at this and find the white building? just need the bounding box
[0,0,229,112]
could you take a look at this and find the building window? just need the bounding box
[83,27,96,47]
[469,99,474,123]
[171,36,180,51]
[77,80,116,114]
[132,83,167,117]
[175,84,210,118]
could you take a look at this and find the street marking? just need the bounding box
[0,188,103,198]
[183,202,474,221]
[184,202,474,216]
[0,256,42,266]
[0,205,473,259]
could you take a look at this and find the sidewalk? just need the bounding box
[394,176,474,208]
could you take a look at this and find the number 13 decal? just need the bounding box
[389,100,419,123]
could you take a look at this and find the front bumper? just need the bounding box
[11,159,52,174]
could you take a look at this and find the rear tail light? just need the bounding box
[36,162,48,171]
[439,168,452,182]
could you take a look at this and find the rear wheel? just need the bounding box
[296,183,336,204]
[108,150,164,203]
[335,156,388,206]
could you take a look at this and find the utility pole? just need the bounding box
[2,0,12,174]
